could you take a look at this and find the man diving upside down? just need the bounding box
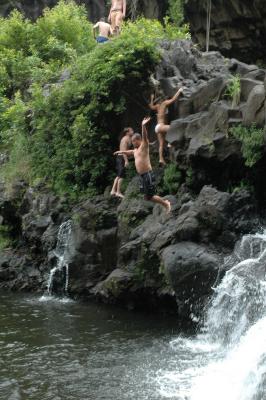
[114,117,171,214]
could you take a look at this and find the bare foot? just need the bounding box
[159,161,167,168]
[110,190,116,196]
[116,192,124,199]
[164,200,171,214]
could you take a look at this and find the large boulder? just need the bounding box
[161,242,221,316]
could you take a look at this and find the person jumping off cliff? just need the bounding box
[149,88,183,166]
[114,117,171,214]
[108,0,126,35]
[111,127,134,198]
[93,18,112,43]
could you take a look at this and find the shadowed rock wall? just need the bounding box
[184,0,266,63]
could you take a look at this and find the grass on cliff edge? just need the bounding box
[0,1,190,199]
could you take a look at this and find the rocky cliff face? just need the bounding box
[155,40,266,201]
[0,178,260,318]
[0,40,265,319]
[0,0,167,21]
[185,0,266,63]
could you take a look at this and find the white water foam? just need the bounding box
[156,231,266,400]
[46,220,72,296]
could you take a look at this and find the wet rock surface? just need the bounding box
[0,178,260,318]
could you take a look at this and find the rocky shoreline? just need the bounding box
[0,178,261,319]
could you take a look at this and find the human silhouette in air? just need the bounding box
[114,117,171,214]
[149,88,183,166]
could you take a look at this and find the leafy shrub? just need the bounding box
[167,0,185,26]
[230,123,265,167]
[31,0,95,62]
[163,163,182,194]
[0,3,190,198]
[0,1,95,96]
[225,75,241,107]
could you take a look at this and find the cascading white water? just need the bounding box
[47,220,72,295]
[157,231,266,400]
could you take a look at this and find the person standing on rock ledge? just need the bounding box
[149,88,183,166]
[111,127,134,198]
[114,117,171,214]
[108,0,126,35]
[93,18,112,43]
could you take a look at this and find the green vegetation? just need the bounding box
[167,0,185,26]
[0,225,12,250]
[225,75,241,107]
[230,123,265,167]
[0,1,190,199]
[163,163,182,194]
[228,179,254,194]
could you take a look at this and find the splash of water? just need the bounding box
[156,231,266,400]
[47,220,72,295]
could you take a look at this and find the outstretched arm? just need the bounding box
[114,150,134,156]
[142,117,151,145]
[164,88,183,106]
[148,94,158,111]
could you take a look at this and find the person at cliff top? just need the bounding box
[114,117,171,213]
[93,18,112,43]
[149,88,183,166]
[108,0,126,35]
[111,127,134,198]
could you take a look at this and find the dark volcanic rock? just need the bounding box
[162,242,221,317]
[0,36,264,318]
[154,40,266,195]
[184,0,266,64]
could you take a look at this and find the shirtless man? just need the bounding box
[149,88,183,166]
[108,0,126,35]
[114,117,171,213]
[111,127,134,198]
[93,18,111,43]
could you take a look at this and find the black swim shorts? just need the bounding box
[116,155,126,178]
[139,170,156,200]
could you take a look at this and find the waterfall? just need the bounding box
[47,220,72,296]
[157,231,266,400]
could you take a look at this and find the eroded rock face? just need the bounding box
[154,40,266,196]
[0,40,265,318]
[184,0,266,63]
[0,176,260,318]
